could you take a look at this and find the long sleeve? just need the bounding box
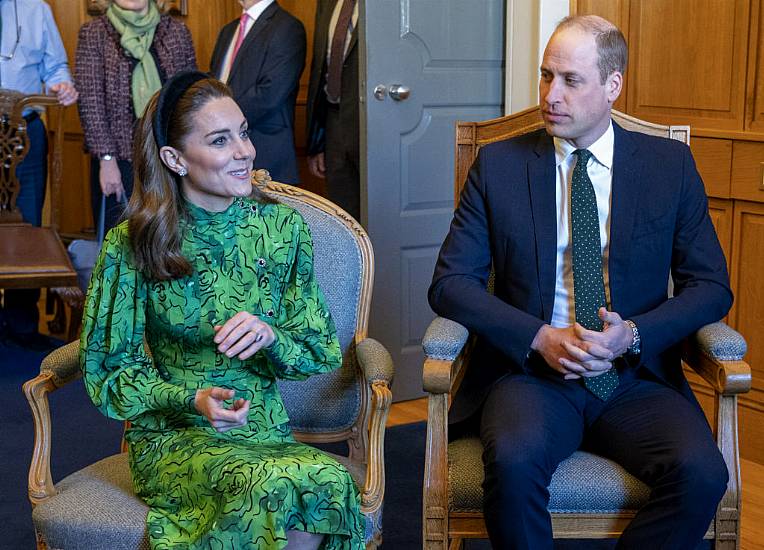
[429,151,546,369]
[75,20,116,158]
[263,213,343,380]
[238,18,306,125]
[80,225,198,423]
[39,2,72,87]
[630,145,733,360]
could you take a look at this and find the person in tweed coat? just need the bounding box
[75,0,196,232]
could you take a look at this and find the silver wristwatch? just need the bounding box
[624,320,641,355]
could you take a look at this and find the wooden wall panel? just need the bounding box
[691,137,732,199]
[731,141,764,203]
[747,0,764,132]
[729,201,764,397]
[627,0,750,131]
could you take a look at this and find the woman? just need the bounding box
[75,0,196,232]
[80,72,364,549]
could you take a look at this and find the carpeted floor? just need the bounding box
[0,339,426,550]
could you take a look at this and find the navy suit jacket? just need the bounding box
[429,122,733,424]
[210,2,306,184]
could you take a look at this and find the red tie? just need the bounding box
[326,0,356,102]
[231,12,251,63]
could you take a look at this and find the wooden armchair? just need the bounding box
[0,90,76,290]
[422,107,752,549]
[24,177,394,549]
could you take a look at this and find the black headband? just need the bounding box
[152,70,209,149]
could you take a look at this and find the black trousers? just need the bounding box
[324,103,360,222]
[480,363,727,550]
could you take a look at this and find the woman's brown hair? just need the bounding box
[127,77,273,280]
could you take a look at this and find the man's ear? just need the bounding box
[606,71,623,104]
[159,146,186,176]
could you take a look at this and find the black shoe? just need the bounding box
[6,332,61,352]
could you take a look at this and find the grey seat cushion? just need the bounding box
[34,451,374,549]
[449,437,650,513]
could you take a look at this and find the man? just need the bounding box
[429,15,731,549]
[0,0,78,350]
[210,0,305,184]
[306,0,359,221]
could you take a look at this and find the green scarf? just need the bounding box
[107,2,162,117]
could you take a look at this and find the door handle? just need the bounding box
[388,84,411,101]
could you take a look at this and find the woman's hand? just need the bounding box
[99,157,125,200]
[214,311,276,360]
[194,387,250,432]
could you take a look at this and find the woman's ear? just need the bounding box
[159,146,187,177]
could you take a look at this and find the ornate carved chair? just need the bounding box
[24,177,394,549]
[0,90,76,290]
[422,107,752,549]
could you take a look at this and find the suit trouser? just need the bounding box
[3,115,47,336]
[480,361,727,550]
[324,103,360,222]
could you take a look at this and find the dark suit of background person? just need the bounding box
[428,16,732,550]
[306,0,360,221]
[210,0,306,184]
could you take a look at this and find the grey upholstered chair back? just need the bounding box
[271,188,366,433]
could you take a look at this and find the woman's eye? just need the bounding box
[240,129,249,139]
[212,136,227,146]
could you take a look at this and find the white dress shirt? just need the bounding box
[219,0,276,83]
[550,122,615,328]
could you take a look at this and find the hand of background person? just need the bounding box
[530,323,613,380]
[48,82,78,106]
[194,387,250,432]
[214,311,276,360]
[99,158,125,200]
[570,307,633,360]
[307,153,326,179]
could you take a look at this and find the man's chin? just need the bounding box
[543,120,569,138]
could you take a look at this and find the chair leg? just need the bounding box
[448,537,464,550]
[45,290,67,335]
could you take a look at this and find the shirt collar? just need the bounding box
[553,120,614,170]
[244,0,275,22]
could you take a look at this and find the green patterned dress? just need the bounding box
[80,197,365,549]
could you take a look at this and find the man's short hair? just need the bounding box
[555,15,628,84]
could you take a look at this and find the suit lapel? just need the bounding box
[229,1,280,78]
[529,133,557,322]
[608,122,640,312]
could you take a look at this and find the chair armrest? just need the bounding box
[23,340,81,508]
[682,322,751,395]
[355,338,393,514]
[422,316,469,361]
[422,317,470,395]
[40,339,82,388]
[356,337,394,384]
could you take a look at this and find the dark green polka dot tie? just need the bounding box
[571,149,618,400]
